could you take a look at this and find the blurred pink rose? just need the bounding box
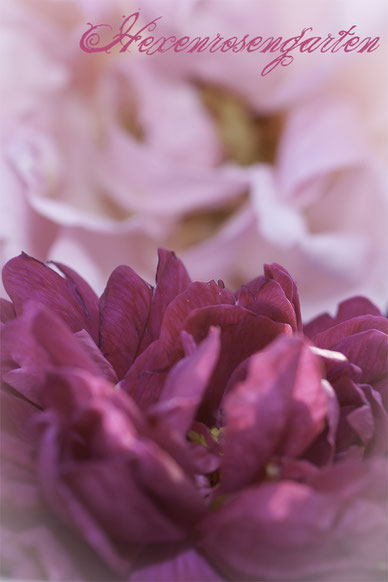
[0,0,387,317]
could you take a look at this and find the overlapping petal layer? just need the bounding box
[1,250,387,581]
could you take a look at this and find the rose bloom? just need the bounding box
[1,250,387,581]
[1,0,387,318]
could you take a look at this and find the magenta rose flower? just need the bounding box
[1,250,387,581]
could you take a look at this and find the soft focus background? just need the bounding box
[1,0,387,319]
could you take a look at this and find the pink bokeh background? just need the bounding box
[1,0,387,318]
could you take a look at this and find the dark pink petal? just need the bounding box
[199,460,387,581]
[337,445,365,463]
[144,419,199,482]
[38,370,205,559]
[35,410,147,576]
[188,443,221,476]
[312,346,362,389]
[2,253,98,339]
[278,458,319,482]
[2,316,48,407]
[336,296,382,320]
[264,263,302,331]
[361,385,388,455]
[236,264,301,332]
[150,327,221,435]
[144,249,191,347]
[377,379,388,410]
[1,302,102,407]
[179,330,197,356]
[25,304,100,379]
[237,275,266,295]
[221,336,326,492]
[0,298,15,323]
[328,361,362,385]
[312,315,388,348]
[159,281,235,348]
[121,283,235,409]
[237,279,299,331]
[304,312,337,339]
[346,404,374,445]
[336,410,362,454]
[331,376,365,407]
[131,548,224,581]
[323,382,341,458]
[312,316,388,393]
[199,482,339,581]
[284,350,327,458]
[256,279,299,330]
[62,461,188,544]
[235,282,258,310]
[222,340,295,492]
[1,391,118,581]
[74,330,118,384]
[42,368,143,433]
[99,266,153,379]
[305,296,382,338]
[185,306,292,424]
[332,329,388,386]
[306,457,387,499]
[50,261,99,343]
[38,429,135,576]
[303,380,340,466]
[121,340,171,410]
[329,376,375,454]
[222,357,250,401]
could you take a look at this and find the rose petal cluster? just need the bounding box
[1,250,387,581]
